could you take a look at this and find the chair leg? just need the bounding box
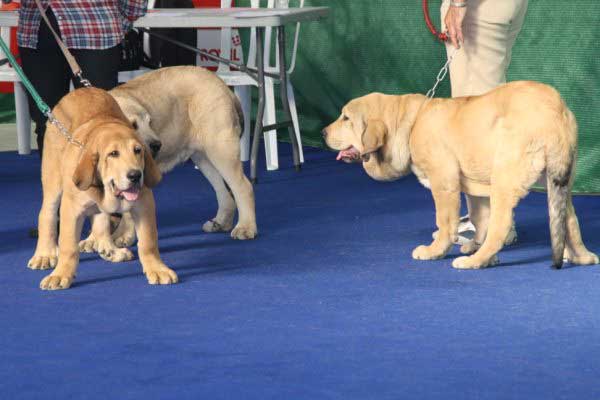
[263,77,279,171]
[235,85,251,162]
[14,82,31,155]
[287,80,304,164]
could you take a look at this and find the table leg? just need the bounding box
[277,25,301,171]
[250,27,266,184]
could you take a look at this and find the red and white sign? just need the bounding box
[0,0,20,94]
[193,0,244,71]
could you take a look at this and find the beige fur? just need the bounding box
[79,66,257,260]
[323,81,598,269]
[29,87,177,289]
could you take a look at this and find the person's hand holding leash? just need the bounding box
[444,1,467,49]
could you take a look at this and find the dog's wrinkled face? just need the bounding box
[72,122,162,201]
[98,127,147,202]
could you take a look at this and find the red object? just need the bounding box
[0,1,20,94]
[422,0,448,42]
[192,0,236,71]
[192,0,227,8]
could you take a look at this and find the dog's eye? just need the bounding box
[342,115,349,121]
[134,146,142,155]
[131,120,138,130]
[109,150,120,157]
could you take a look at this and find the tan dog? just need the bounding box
[79,66,257,261]
[323,81,598,269]
[28,87,178,289]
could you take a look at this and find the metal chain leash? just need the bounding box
[46,112,84,148]
[426,47,458,99]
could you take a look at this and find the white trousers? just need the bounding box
[441,0,529,97]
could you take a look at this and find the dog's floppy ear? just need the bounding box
[72,148,100,190]
[361,119,387,157]
[143,145,162,188]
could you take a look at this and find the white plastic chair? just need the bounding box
[0,27,31,154]
[217,0,304,168]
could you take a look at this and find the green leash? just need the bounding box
[0,37,84,148]
[0,37,50,115]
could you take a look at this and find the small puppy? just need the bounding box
[28,87,177,289]
[80,66,257,261]
[323,81,598,269]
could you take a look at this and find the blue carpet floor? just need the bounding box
[1,144,600,400]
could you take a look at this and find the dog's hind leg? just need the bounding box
[79,213,134,263]
[112,212,137,248]
[563,195,599,265]
[191,153,236,233]
[203,142,257,240]
[459,195,489,255]
[453,188,518,269]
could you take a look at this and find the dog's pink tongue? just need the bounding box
[122,188,140,202]
[336,147,360,161]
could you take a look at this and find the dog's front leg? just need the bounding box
[28,190,61,270]
[39,198,85,290]
[413,188,460,261]
[131,190,178,285]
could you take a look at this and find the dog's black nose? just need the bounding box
[321,129,328,137]
[127,169,142,183]
[149,140,162,157]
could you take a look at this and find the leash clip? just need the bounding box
[75,71,92,88]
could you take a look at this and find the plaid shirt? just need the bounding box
[18,0,148,50]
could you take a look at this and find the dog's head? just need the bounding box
[114,96,162,159]
[322,93,424,180]
[322,93,390,163]
[72,119,162,202]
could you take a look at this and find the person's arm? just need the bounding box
[444,0,467,49]
[119,0,149,31]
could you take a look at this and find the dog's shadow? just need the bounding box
[74,258,258,288]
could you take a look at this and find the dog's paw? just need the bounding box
[504,227,518,246]
[452,255,498,269]
[40,272,74,290]
[412,245,446,260]
[460,240,480,255]
[565,250,599,266]
[144,266,178,285]
[79,236,98,253]
[97,241,134,263]
[28,251,58,270]
[202,219,233,233]
[113,232,136,248]
[231,224,257,240]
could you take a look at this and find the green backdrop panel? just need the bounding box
[0,92,15,123]
[238,0,600,193]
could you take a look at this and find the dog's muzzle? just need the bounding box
[149,140,162,158]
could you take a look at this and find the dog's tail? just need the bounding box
[546,105,577,269]
[233,95,244,137]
